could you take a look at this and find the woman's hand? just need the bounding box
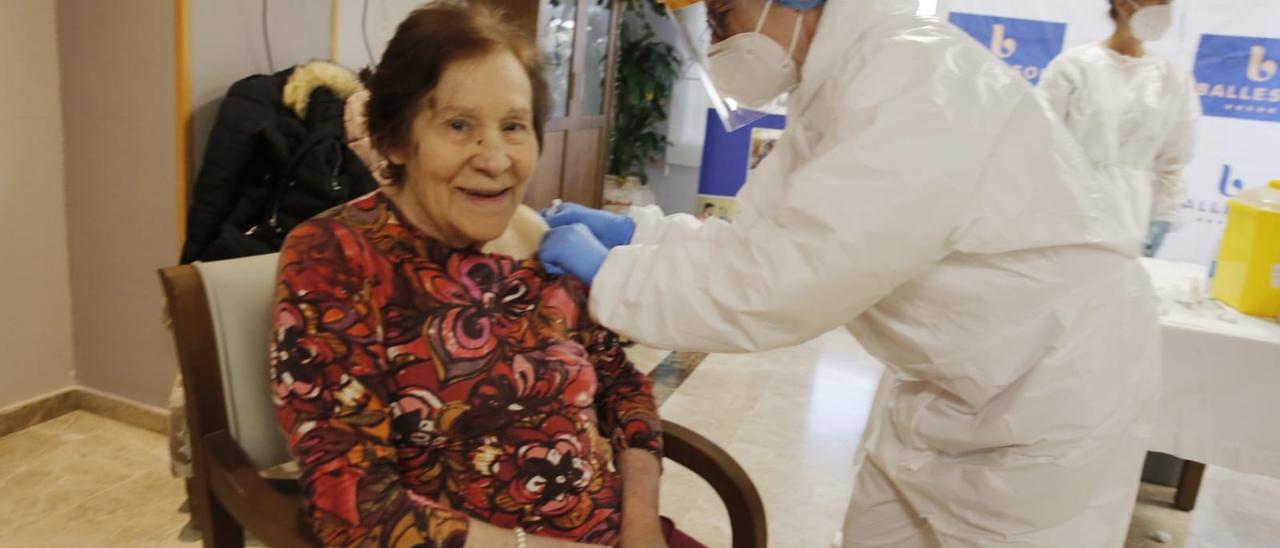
[467,520,608,548]
[526,534,608,548]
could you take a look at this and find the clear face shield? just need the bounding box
[665,0,777,132]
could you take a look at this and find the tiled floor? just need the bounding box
[1183,465,1280,547]
[1125,465,1280,548]
[3,331,1280,547]
[657,330,883,547]
[0,411,189,548]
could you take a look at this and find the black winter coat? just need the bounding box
[180,67,377,264]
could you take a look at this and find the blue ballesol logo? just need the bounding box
[1218,164,1247,197]
[948,12,1067,85]
[1194,34,1280,123]
[1183,165,1255,224]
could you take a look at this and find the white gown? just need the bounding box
[1040,42,1201,241]
[590,0,1160,546]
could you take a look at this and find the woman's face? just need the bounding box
[388,50,538,248]
[709,0,790,42]
[1118,0,1172,19]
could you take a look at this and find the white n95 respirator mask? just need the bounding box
[1127,0,1173,42]
[705,0,803,110]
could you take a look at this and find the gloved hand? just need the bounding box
[541,202,636,249]
[1144,220,1172,258]
[539,224,609,285]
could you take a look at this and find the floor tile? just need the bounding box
[657,330,882,548]
[625,343,672,376]
[0,411,190,547]
[1127,483,1192,548]
[1184,466,1280,547]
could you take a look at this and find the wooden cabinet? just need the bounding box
[487,0,622,209]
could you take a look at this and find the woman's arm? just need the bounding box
[582,322,666,546]
[618,449,666,547]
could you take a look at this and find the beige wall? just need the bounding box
[58,0,178,407]
[0,1,77,409]
[3,1,340,410]
[188,0,330,182]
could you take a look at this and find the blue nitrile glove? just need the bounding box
[539,224,609,285]
[1144,220,1173,258]
[541,202,636,249]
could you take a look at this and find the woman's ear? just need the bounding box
[386,147,407,166]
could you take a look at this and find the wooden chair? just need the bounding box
[159,254,766,548]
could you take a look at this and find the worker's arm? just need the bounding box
[1151,70,1201,229]
[626,204,734,245]
[1038,55,1080,124]
[626,142,789,246]
[588,40,984,353]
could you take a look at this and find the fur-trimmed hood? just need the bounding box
[283,61,362,119]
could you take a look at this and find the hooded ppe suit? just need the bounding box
[587,1,1161,545]
[1040,42,1201,251]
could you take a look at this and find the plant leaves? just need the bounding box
[607,9,681,181]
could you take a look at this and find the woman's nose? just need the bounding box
[472,136,512,177]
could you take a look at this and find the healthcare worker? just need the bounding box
[540,0,1160,545]
[1041,0,1200,258]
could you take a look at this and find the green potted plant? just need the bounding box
[603,1,681,211]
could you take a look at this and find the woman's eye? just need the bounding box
[504,122,528,133]
[448,120,470,132]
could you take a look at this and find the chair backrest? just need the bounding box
[188,253,289,470]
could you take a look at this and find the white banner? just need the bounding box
[938,0,1280,265]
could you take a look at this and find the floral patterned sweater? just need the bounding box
[269,190,663,547]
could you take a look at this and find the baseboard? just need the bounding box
[74,386,169,435]
[0,386,169,438]
[0,388,80,438]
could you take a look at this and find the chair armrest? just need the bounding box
[661,420,767,548]
[204,430,318,548]
[205,416,761,548]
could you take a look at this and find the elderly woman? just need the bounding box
[268,4,668,547]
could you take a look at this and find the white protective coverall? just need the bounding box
[589,1,1160,546]
[1040,42,1201,242]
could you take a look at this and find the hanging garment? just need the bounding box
[180,61,376,264]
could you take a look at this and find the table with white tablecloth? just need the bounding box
[1141,258,1280,509]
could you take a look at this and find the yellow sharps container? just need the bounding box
[1211,179,1280,317]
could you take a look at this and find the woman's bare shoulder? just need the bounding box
[483,204,549,259]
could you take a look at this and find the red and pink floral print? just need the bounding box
[270,190,662,547]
